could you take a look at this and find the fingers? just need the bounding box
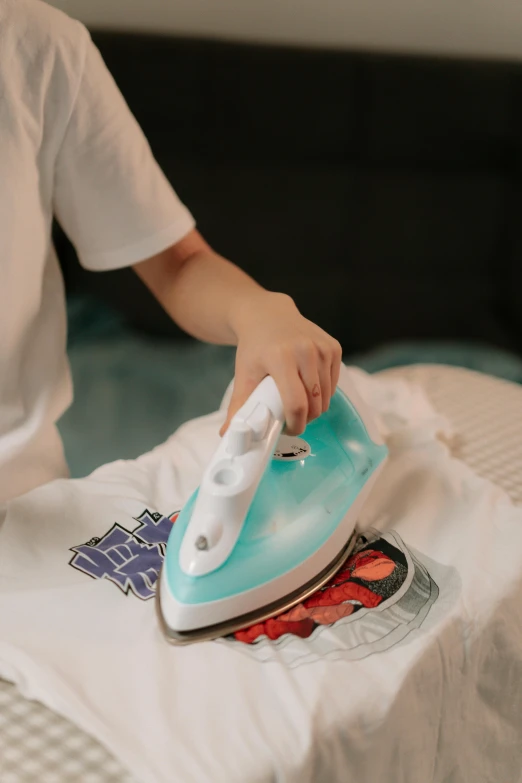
[296,343,324,422]
[329,338,343,393]
[221,334,343,438]
[317,355,332,414]
[270,340,327,435]
[275,368,309,436]
[318,337,342,400]
[299,336,342,419]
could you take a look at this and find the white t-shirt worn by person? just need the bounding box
[0,0,195,503]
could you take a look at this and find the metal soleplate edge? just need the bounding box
[155,530,358,646]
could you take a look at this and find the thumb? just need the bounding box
[219,373,263,436]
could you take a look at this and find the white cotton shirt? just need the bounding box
[0,367,522,783]
[0,0,196,503]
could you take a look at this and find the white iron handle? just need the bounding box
[179,376,285,577]
[229,376,285,444]
[235,375,285,420]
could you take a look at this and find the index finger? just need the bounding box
[270,368,309,436]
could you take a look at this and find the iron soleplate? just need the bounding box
[156,530,358,646]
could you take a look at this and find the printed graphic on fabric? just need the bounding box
[219,530,443,667]
[68,514,447,667]
[69,510,179,600]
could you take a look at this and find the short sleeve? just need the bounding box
[53,33,195,271]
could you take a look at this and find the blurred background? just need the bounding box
[47,0,522,477]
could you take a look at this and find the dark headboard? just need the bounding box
[56,31,522,356]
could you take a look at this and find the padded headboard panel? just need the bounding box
[56,32,522,356]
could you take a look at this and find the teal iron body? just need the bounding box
[157,376,388,644]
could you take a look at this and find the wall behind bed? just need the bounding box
[49,0,522,358]
[47,0,522,61]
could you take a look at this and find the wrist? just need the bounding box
[229,291,296,341]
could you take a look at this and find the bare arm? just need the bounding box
[133,229,267,346]
[133,230,342,435]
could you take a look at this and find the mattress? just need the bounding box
[1,364,520,783]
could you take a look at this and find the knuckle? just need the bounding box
[290,400,307,419]
[301,339,318,361]
[275,344,294,366]
[285,393,308,432]
[318,338,339,360]
[332,339,343,358]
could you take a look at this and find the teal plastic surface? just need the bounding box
[164,388,388,606]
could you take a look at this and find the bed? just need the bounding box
[1,363,520,783]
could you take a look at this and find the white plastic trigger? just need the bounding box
[245,402,272,441]
[226,401,273,457]
[226,420,252,457]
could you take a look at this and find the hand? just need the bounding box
[221,292,342,436]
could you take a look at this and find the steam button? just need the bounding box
[225,421,252,456]
[246,403,272,441]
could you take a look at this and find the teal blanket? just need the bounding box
[59,296,522,478]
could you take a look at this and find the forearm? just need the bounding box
[152,250,267,345]
[133,231,274,345]
[133,229,341,435]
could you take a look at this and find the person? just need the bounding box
[0,0,342,504]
